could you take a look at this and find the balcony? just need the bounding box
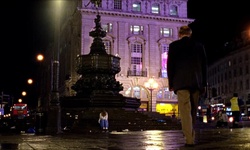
[127,69,147,77]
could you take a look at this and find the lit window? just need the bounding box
[151,3,159,14]
[160,28,172,37]
[102,23,113,33]
[130,25,143,35]
[156,87,177,100]
[131,43,143,75]
[103,40,111,54]
[170,5,178,16]
[161,44,169,78]
[132,2,141,12]
[125,86,147,99]
[133,86,141,99]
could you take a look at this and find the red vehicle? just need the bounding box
[12,103,28,119]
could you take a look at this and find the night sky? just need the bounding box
[0,0,250,106]
[188,0,250,64]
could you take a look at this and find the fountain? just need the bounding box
[59,1,143,132]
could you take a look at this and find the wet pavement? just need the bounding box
[0,126,250,150]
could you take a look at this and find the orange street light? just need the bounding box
[27,78,33,85]
[37,54,44,62]
[144,78,158,112]
[22,91,27,96]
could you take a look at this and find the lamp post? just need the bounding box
[144,78,158,112]
[36,54,44,112]
[46,0,62,134]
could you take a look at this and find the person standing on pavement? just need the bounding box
[230,93,240,128]
[98,110,109,131]
[167,25,207,147]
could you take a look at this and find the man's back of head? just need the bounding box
[178,26,192,38]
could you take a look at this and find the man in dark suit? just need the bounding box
[167,25,207,147]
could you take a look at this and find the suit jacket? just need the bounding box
[167,36,207,93]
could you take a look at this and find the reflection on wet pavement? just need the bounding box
[0,128,250,149]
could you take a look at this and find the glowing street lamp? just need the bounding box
[27,78,33,85]
[22,91,27,96]
[37,54,44,62]
[18,99,22,103]
[144,78,158,112]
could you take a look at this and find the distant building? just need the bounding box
[44,0,193,116]
[207,30,250,115]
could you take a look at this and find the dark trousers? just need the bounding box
[232,111,240,127]
[216,121,228,127]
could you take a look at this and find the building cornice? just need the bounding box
[79,8,194,23]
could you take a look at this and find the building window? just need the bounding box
[91,0,102,7]
[156,87,177,100]
[246,65,249,74]
[228,70,232,79]
[240,80,243,90]
[132,1,141,12]
[160,28,172,37]
[239,56,242,63]
[114,0,122,10]
[233,69,237,77]
[234,81,237,91]
[170,5,178,16]
[239,67,243,76]
[151,3,159,14]
[102,23,113,33]
[131,43,143,75]
[246,79,249,90]
[130,25,144,35]
[225,85,228,94]
[161,44,169,78]
[125,86,147,100]
[245,54,249,61]
[233,59,236,65]
[103,40,111,54]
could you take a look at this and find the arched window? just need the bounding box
[125,86,147,99]
[157,87,177,101]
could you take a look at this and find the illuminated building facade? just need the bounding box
[47,0,194,116]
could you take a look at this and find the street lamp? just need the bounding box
[37,54,44,62]
[27,78,33,85]
[144,78,158,112]
[46,0,63,134]
[36,54,44,112]
[22,91,27,97]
